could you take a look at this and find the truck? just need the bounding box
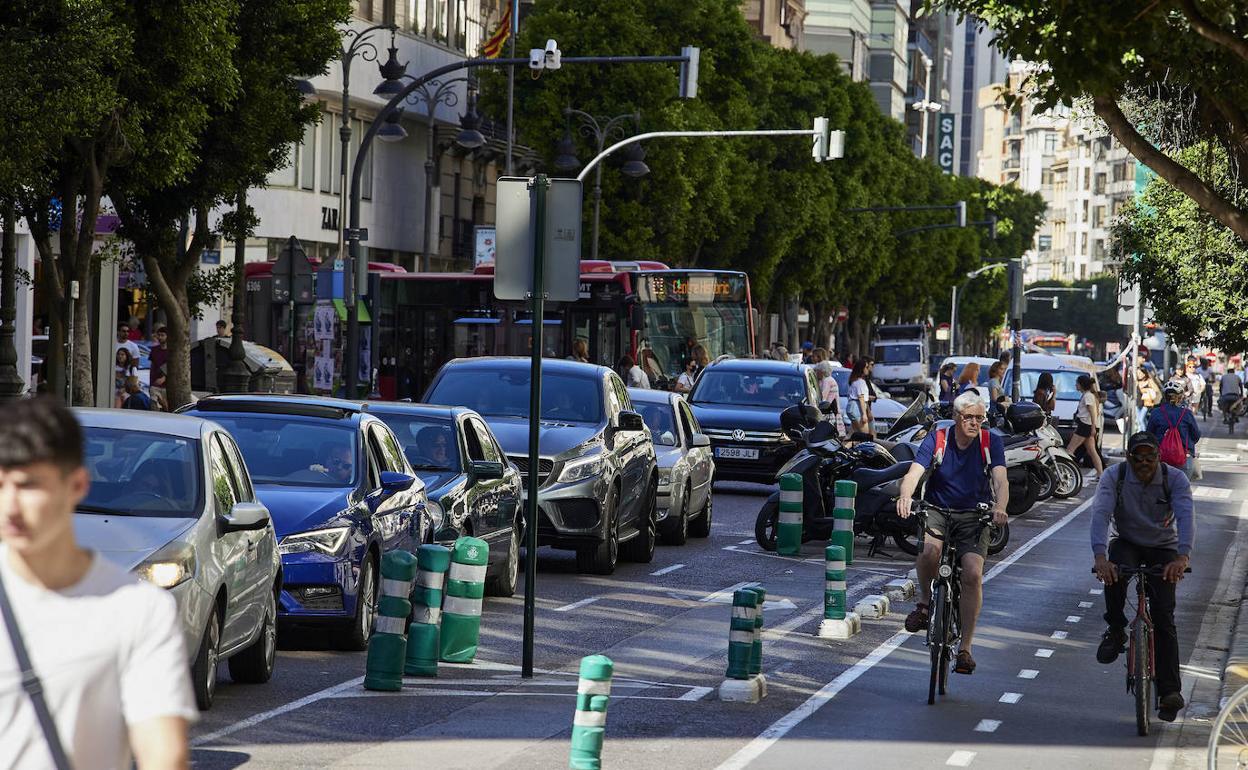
[871,323,931,401]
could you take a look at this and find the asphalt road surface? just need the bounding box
[191,436,1247,769]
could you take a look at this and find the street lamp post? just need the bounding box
[553,110,647,260]
[949,262,1006,356]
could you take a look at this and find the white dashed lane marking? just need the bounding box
[1034,649,1054,658]
[1018,669,1040,679]
[553,596,602,612]
[974,719,1002,733]
[1079,601,1094,608]
[650,563,686,576]
[1051,631,1069,639]
[1089,588,1103,595]
[999,692,1023,704]
[946,750,977,767]
[1065,615,1082,623]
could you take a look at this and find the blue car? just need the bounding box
[181,395,431,650]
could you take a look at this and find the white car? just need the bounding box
[74,409,281,710]
[629,388,715,544]
[829,366,909,435]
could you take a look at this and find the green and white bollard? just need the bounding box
[747,586,768,699]
[817,544,860,640]
[405,543,451,677]
[719,588,765,702]
[831,479,857,565]
[569,655,613,770]
[776,474,803,556]
[364,550,418,691]
[439,536,488,663]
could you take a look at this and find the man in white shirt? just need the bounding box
[0,397,196,770]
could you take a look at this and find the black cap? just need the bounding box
[1127,431,1159,454]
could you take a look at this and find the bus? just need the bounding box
[243,260,755,399]
[1020,329,1073,354]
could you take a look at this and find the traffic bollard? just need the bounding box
[747,586,768,699]
[405,543,451,677]
[364,549,419,691]
[831,479,857,565]
[439,536,489,663]
[569,655,614,770]
[818,544,860,640]
[776,474,803,556]
[720,588,765,703]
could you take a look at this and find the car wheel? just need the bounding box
[621,475,657,563]
[229,588,277,684]
[661,482,690,546]
[689,486,712,538]
[191,606,220,711]
[335,555,377,651]
[487,523,521,598]
[577,488,619,575]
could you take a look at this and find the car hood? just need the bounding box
[481,416,601,459]
[253,485,350,538]
[74,514,198,572]
[415,470,460,494]
[689,404,783,432]
[654,446,684,469]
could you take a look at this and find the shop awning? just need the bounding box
[332,299,371,324]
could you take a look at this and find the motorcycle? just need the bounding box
[1035,419,1082,498]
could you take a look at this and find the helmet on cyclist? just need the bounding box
[1162,381,1185,398]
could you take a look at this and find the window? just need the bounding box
[267,143,297,187]
[678,402,699,441]
[1083,168,1091,189]
[209,436,239,515]
[217,433,255,502]
[320,114,336,193]
[468,418,501,462]
[300,121,316,191]
[409,0,427,34]
[1043,131,1057,154]
[637,402,678,446]
[372,424,406,471]
[1093,205,1106,228]
[1038,235,1052,251]
[462,418,485,461]
[611,375,632,414]
[1094,173,1106,195]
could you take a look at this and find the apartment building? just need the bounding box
[867,0,910,121]
[804,0,872,79]
[741,0,808,49]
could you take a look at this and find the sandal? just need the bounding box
[955,649,976,675]
[904,603,930,633]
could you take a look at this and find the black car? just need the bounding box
[688,358,825,484]
[423,357,657,575]
[368,403,525,597]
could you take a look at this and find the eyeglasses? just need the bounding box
[1129,451,1158,462]
[958,413,987,423]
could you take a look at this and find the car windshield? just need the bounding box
[427,369,603,423]
[635,402,678,446]
[81,428,202,517]
[874,344,921,364]
[831,368,849,391]
[1011,370,1086,401]
[955,362,992,384]
[374,414,460,471]
[691,372,806,408]
[204,414,359,487]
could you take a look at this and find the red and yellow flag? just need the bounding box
[482,3,512,59]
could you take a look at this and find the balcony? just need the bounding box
[1003,157,1021,171]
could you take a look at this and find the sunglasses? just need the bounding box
[1129,450,1158,462]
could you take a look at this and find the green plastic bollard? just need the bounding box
[831,479,857,565]
[824,544,847,620]
[777,473,803,556]
[724,589,758,680]
[439,536,489,663]
[405,543,452,677]
[569,655,614,770]
[747,586,766,677]
[364,549,418,691]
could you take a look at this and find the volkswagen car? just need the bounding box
[180,395,430,650]
[423,357,657,575]
[628,388,715,544]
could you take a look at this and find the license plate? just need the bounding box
[716,447,759,460]
[887,386,905,394]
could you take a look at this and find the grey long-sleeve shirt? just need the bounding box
[1090,462,1194,557]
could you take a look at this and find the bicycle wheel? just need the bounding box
[928,582,946,705]
[1207,684,1248,769]
[1134,622,1152,737]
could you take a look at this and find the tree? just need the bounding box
[1017,276,1124,352]
[936,0,1248,242]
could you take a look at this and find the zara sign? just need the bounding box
[936,113,956,174]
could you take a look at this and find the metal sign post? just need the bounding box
[522,174,549,680]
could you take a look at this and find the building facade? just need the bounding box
[903,2,954,159]
[803,0,872,79]
[741,0,808,49]
[867,0,910,121]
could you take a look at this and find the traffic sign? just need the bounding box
[495,177,582,302]
[271,236,315,305]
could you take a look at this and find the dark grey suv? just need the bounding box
[423,357,658,575]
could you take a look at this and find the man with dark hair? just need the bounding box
[0,397,195,769]
[150,326,169,411]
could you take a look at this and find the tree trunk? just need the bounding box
[138,209,209,409]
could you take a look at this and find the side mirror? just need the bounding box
[818,400,834,414]
[617,410,645,432]
[468,460,504,481]
[433,525,460,544]
[219,501,270,533]
[691,433,711,448]
[380,471,416,494]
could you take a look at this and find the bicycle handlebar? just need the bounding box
[910,501,993,540]
[1089,565,1193,576]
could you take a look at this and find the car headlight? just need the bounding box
[658,469,672,486]
[558,453,606,484]
[279,526,351,556]
[426,499,445,526]
[135,541,196,589]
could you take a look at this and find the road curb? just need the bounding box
[1220,578,1248,706]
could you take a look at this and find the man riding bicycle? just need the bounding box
[895,391,1009,675]
[1091,431,1193,722]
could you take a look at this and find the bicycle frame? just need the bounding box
[1125,571,1155,697]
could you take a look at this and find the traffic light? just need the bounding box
[679,46,700,99]
[956,200,967,228]
[1089,284,1098,301]
[811,116,830,162]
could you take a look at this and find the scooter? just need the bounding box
[1035,419,1082,498]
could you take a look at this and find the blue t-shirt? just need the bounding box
[913,427,1006,509]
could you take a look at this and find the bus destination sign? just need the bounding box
[641,274,744,303]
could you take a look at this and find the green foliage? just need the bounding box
[1115,144,1248,352]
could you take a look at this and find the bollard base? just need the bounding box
[906,567,918,581]
[853,594,890,619]
[719,675,765,703]
[818,612,862,640]
[884,578,916,602]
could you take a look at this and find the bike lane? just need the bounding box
[725,465,1248,770]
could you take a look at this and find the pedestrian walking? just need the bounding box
[0,396,196,770]
[149,326,169,411]
[847,359,872,437]
[617,354,649,389]
[1032,371,1057,414]
[1067,373,1105,480]
[938,362,957,403]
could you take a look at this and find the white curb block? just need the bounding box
[719,674,766,703]
[884,578,915,602]
[853,594,890,619]
[817,612,862,640]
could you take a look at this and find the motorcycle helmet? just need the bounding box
[1162,381,1185,398]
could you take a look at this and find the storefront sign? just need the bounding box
[937,113,956,174]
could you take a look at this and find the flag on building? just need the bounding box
[482,3,512,59]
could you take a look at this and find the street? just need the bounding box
[188,436,1247,769]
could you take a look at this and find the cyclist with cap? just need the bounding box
[1091,431,1194,722]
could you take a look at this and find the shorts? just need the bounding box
[1075,420,1093,437]
[846,400,863,423]
[922,506,991,559]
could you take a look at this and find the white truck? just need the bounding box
[871,324,931,401]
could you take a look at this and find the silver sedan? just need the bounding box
[628,389,714,545]
[73,409,281,711]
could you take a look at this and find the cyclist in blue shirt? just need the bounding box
[895,391,1009,675]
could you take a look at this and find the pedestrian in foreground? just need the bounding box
[0,397,196,769]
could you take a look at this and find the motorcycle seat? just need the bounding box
[1002,433,1035,448]
[851,462,911,489]
[889,442,915,462]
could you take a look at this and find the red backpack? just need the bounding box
[932,426,991,476]
[1158,408,1189,468]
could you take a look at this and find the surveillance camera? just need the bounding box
[544,38,562,70]
[529,48,545,70]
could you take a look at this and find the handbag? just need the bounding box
[0,566,72,770]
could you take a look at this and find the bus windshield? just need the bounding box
[636,273,751,376]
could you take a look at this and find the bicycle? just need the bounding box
[914,501,992,705]
[1092,563,1191,737]
[1208,683,1248,769]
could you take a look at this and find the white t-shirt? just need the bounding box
[626,366,650,389]
[0,546,197,770]
[848,379,869,404]
[676,371,696,391]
